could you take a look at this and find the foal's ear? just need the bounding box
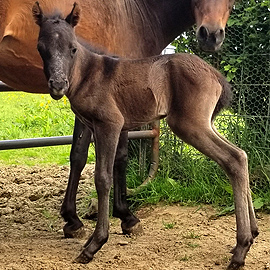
[65,2,81,27]
[32,2,45,26]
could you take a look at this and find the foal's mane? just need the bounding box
[78,37,119,58]
[44,11,64,23]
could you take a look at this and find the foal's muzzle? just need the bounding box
[48,77,69,100]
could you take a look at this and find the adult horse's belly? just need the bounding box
[0,65,48,93]
[0,36,48,93]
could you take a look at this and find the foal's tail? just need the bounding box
[212,72,232,121]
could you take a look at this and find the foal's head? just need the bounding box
[192,0,235,51]
[33,2,80,100]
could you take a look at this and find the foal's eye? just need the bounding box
[71,47,77,56]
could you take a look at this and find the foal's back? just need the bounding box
[86,52,228,130]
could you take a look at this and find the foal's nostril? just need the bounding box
[198,26,209,41]
[48,79,54,87]
[48,77,69,90]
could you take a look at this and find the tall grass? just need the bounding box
[127,112,270,212]
[0,92,95,165]
[0,92,74,138]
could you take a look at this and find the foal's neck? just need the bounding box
[69,43,109,91]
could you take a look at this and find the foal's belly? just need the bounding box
[116,86,169,130]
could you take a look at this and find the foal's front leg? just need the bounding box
[75,121,123,263]
[61,117,92,238]
[61,117,141,238]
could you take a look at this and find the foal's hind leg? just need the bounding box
[167,116,256,270]
[212,127,259,240]
[112,131,142,234]
[61,117,91,238]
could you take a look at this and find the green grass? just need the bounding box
[179,254,190,262]
[162,220,176,229]
[183,230,200,240]
[0,92,95,165]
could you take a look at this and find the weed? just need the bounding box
[179,254,190,262]
[187,242,200,249]
[183,230,200,240]
[162,220,176,229]
[41,209,59,231]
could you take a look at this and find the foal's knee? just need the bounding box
[95,172,113,193]
[236,149,248,165]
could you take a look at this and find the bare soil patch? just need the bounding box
[0,165,269,270]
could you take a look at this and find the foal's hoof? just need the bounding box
[227,261,245,270]
[74,251,93,264]
[122,221,143,235]
[230,246,237,254]
[252,229,259,239]
[63,225,86,239]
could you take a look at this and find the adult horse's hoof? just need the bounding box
[122,221,143,235]
[74,251,93,264]
[63,224,86,239]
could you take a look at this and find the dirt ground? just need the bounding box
[0,165,269,270]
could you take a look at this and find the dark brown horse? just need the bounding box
[33,3,258,269]
[0,0,235,238]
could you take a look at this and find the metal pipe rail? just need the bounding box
[0,130,158,150]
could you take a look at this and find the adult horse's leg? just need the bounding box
[112,131,142,234]
[61,116,92,238]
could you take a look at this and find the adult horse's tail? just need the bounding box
[212,72,232,121]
